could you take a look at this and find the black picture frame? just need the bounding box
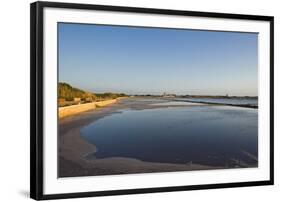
[30,1,274,200]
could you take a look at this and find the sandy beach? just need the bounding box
[59,98,220,178]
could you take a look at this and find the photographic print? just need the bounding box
[31,1,273,199]
[58,23,259,177]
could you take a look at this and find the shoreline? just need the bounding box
[59,127,218,177]
[59,98,222,177]
[164,98,258,109]
[59,98,122,119]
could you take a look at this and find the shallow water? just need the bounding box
[81,105,258,168]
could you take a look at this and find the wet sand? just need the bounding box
[59,98,220,178]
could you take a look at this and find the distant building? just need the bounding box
[162,92,176,98]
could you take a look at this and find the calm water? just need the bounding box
[182,98,258,107]
[81,105,258,168]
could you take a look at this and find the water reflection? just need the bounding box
[81,105,258,168]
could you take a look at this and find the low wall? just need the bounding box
[59,99,117,119]
[95,99,118,107]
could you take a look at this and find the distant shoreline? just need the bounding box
[164,98,258,109]
[59,96,257,120]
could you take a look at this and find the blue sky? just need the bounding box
[58,23,258,96]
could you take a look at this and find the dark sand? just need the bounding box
[59,98,220,178]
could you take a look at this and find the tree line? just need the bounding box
[58,82,126,102]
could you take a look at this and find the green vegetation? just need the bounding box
[59,82,90,101]
[58,82,126,103]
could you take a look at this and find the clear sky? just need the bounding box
[58,23,258,96]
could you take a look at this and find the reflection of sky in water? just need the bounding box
[81,106,258,167]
